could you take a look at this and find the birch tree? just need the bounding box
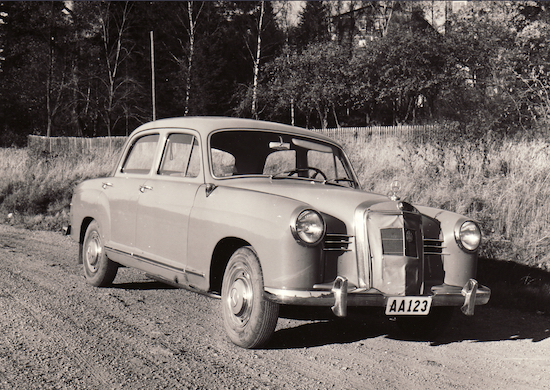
[98,1,136,137]
[251,1,265,118]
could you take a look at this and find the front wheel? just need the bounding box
[82,220,118,287]
[221,246,279,348]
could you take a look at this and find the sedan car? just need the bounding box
[69,117,490,348]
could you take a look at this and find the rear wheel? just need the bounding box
[395,307,455,339]
[82,220,118,287]
[221,246,279,348]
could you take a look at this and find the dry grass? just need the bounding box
[0,147,120,230]
[1,137,550,313]
[1,135,550,272]
[338,135,550,271]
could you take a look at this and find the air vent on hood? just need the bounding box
[423,238,445,255]
[323,234,352,252]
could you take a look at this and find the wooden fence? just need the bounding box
[312,124,437,140]
[28,135,128,154]
[27,124,437,154]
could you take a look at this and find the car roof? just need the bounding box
[131,116,337,144]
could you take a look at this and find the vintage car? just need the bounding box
[69,117,490,348]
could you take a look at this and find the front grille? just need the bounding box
[323,234,353,252]
[381,228,418,257]
[423,238,445,255]
[381,228,403,255]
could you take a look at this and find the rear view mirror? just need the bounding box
[269,141,291,151]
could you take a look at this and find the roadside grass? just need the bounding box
[0,147,120,230]
[1,134,549,314]
[337,135,550,272]
[2,136,550,267]
[337,134,550,314]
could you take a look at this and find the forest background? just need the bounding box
[2,1,550,303]
[3,1,550,142]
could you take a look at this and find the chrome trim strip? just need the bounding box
[323,233,353,252]
[104,246,205,278]
[423,239,448,255]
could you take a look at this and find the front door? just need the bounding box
[134,132,203,275]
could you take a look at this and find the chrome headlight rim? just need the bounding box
[290,208,326,247]
[454,220,482,253]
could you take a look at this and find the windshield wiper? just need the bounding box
[271,169,314,180]
[325,178,357,188]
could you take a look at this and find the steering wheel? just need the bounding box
[286,167,328,181]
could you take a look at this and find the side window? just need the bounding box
[159,133,201,178]
[122,134,159,174]
[264,150,296,175]
[211,149,236,177]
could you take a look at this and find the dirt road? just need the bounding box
[0,224,549,390]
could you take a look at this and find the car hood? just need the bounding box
[217,177,390,221]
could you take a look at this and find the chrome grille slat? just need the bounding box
[323,234,353,252]
[423,239,445,255]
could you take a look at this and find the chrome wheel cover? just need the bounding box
[225,260,254,327]
[85,231,102,274]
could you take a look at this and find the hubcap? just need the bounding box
[226,266,253,325]
[86,233,101,273]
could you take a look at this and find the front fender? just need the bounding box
[417,205,480,287]
[187,185,323,291]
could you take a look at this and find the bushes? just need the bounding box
[1,132,550,271]
[339,134,550,271]
[0,147,120,230]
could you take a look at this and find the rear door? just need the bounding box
[105,133,160,254]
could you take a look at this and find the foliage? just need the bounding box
[3,128,550,272]
[293,1,331,47]
[0,146,120,230]
[258,42,349,128]
[4,2,550,141]
[336,132,550,272]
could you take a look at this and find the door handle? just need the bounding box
[102,182,113,189]
[139,185,153,193]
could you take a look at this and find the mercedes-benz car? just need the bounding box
[69,117,490,348]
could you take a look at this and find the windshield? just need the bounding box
[209,130,358,188]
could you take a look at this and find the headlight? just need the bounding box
[291,209,325,246]
[455,221,481,252]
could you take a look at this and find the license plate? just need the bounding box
[385,297,432,315]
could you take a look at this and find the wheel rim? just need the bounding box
[85,232,102,274]
[226,261,254,326]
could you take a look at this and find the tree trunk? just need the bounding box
[251,1,265,119]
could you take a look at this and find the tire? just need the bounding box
[396,307,455,339]
[221,246,279,348]
[82,220,118,287]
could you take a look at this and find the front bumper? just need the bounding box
[264,277,491,317]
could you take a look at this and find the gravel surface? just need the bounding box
[0,224,549,389]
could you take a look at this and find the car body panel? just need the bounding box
[187,184,323,291]
[69,117,489,321]
[135,177,201,271]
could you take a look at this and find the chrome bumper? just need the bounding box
[264,277,491,318]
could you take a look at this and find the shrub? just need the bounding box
[0,147,120,230]
[2,132,550,271]
[338,134,550,271]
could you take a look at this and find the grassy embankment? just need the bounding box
[0,147,119,230]
[1,134,549,313]
[338,134,550,313]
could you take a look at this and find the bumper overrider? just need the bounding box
[264,276,491,317]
